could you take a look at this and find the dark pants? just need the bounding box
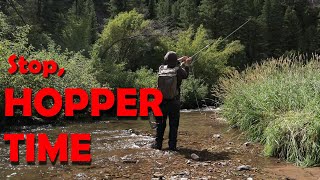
[155,99,180,149]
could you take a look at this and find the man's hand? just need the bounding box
[186,57,192,66]
[178,56,188,62]
[179,56,192,67]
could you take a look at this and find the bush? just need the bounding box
[160,25,245,87]
[0,13,100,119]
[134,67,157,89]
[181,75,208,108]
[91,10,155,87]
[216,56,320,166]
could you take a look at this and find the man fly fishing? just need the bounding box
[153,51,192,151]
[152,19,251,151]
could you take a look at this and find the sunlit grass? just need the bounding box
[215,55,320,166]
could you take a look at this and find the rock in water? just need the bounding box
[122,159,138,164]
[191,153,200,160]
[243,142,252,147]
[153,172,164,178]
[213,134,221,138]
[237,165,251,171]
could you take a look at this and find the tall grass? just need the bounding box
[215,55,320,166]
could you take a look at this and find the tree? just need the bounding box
[220,0,251,38]
[171,1,180,25]
[251,0,265,16]
[198,0,221,37]
[109,0,126,17]
[283,6,301,51]
[147,0,156,19]
[301,25,318,53]
[316,13,320,53]
[179,0,197,28]
[61,0,97,54]
[91,10,151,87]
[260,0,284,56]
[156,0,171,20]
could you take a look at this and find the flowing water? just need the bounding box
[0,112,319,179]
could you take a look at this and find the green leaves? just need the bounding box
[134,67,157,89]
[0,13,99,117]
[91,10,153,87]
[161,25,245,86]
[179,0,198,27]
[283,6,300,50]
[61,0,97,54]
[92,10,149,63]
[181,75,208,108]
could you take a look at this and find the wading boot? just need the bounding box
[151,142,162,150]
[169,145,178,151]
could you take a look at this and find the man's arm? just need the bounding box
[177,66,189,79]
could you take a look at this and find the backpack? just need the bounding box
[158,65,179,100]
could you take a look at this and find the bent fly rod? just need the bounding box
[190,18,251,64]
[186,18,252,116]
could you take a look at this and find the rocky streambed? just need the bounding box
[0,112,319,179]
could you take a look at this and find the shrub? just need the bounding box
[181,75,208,108]
[0,13,100,119]
[134,67,157,89]
[91,10,154,87]
[160,25,245,87]
[216,55,320,166]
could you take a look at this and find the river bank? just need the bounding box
[0,112,319,179]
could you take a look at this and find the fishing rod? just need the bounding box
[187,18,251,115]
[190,18,251,64]
[149,19,252,130]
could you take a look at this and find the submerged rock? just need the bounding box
[218,161,227,166]
[153,172,164,178]
[6,173,17,178]
[191,153,200,161]
[243,142,252,147]
[122,159,138,164]
[175,170,190,176]
[213,134,221,138]
[237,165,251,171]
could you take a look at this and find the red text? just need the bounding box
[3,133,91,164]
[5,88,163,117]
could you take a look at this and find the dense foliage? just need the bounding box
[3,0,320,63]
[2,1,319,107]
[0,12,99,121]
[2,0,320,166]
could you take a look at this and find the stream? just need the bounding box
[0,112,319,179]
